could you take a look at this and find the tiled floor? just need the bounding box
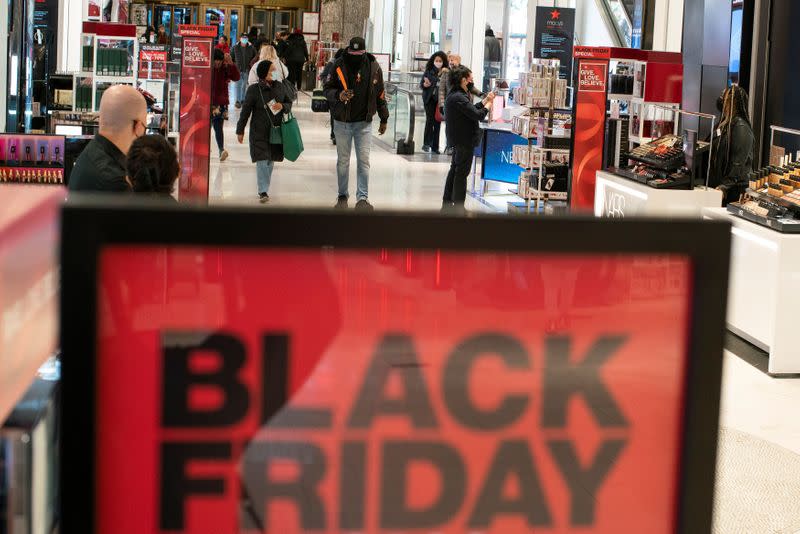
[212,91,800,533]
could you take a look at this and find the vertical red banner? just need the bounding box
[178,26,216,203]
[570,57,609,211]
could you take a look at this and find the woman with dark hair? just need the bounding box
[126,135,180,198]
[236,60,294,202]
[420,51,449,153]
[442,65,495,211]
[711,84,754,203]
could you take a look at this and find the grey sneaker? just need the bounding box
[355,199,374,211]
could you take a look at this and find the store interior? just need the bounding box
[4,0,800,532]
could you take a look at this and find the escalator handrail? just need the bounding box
[385,82,416,146]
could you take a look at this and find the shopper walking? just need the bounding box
[236,60,294,203]
[126,134,180,199]
[69,85,147,192]
[484,25,503,92]
[249,44,287,85]
[275,32,289,58]
[215,35,230,55]
[420,51,448,153]
[232,33,257,107]
[439,54,484,155]
[156,24,169,45]
[283,29,309,91]
[711,84,754,204]
[320,48,345,144]
[211,48,240,162]
[442,66,495,212]
[324,36,390,210]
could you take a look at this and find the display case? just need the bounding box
[0,134,65,185]
[73,23,139,113]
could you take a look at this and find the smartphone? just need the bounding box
[267,99,280,115]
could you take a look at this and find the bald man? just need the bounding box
[69,85,147,192]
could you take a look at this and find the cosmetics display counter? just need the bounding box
[0,134,67,185]
[595,170,722,217]
[703,207,800,375]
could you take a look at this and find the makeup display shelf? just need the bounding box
[703,207,800,375]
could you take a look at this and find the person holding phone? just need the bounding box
[442,65,495,212]
[236,60,293,203]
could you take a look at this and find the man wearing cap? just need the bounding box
[324,36,390,210]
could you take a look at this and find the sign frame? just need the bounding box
[59,200,731,534]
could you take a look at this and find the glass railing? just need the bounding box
[374,81,418,154]
[600,0,633,47]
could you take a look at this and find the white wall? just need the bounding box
[369,0,396,54]
[58,0,86,72]
[652,0,684,52]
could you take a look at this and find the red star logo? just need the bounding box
[551,9,561,19]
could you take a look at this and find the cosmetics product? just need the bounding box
[780,179,795,194]
[768,183,784,197]
[10,143,17,164]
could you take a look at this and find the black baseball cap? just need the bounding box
[348,37,367,54]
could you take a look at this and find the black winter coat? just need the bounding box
[232,42,257,73]
[420,68,440,104]
[323,54,390,124]
[283,34,309,64]
[445,87,488,147]
[236,81,293,163]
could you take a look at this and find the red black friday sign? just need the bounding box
[94,247,690,533]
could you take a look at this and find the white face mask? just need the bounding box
[271,70,280,81]
[434,61,443,69]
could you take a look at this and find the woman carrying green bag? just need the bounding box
[236,60,294,203]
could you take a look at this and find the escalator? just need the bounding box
[599,0,635,48]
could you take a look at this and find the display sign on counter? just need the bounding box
[139,44,169,79]
[482,128,528,184]
[594,175,648,217]
[533,7,576,79]
[61,206,731,534]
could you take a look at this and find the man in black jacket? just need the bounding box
[442,65,495,211]
[283,29,309,90]
[324,37,390,210]
[69,85,148,192]
[232,33,257,108]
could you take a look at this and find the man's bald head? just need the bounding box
[99,85,147,134]
[98,85,147,154]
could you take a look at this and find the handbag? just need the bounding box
[258,85,283,145]
[435,105,444,122]
[280,112,304,162]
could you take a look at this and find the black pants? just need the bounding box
[287,61,304,90]
[212,105,227,152]
[443,144,473,205]
[330,110,335,139]
[423,99,441,151]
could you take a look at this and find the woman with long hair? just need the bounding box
[249,44,288,85]
[420,51,449,153]
[711,84,754,203]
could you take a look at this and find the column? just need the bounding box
[652,0,684,52]
[369,0,395,54]
[445,0,486,84]
[403,0,433,69]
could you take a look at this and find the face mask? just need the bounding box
[450,62,457,68]
[241,38,249,45]
[434,61,443,69]
[271,70,280,81]
[467,82,475,91]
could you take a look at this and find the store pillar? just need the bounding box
[442,0,486,87]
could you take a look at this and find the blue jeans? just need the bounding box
[334,120,372,200]
[236,78,247,103]
[212,105,227,153]
[256,160,274,194]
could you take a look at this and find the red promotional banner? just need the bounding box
[93,246,693,533]
[179,24,218,38]
[178,37,213,203]
[571,58,609,210]
[139,45,169,80]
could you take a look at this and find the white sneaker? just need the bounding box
[220,150,229,162]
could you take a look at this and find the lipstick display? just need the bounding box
[0,134,66,186]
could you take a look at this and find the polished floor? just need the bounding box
[211,91,800,533]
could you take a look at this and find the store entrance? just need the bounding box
[153,5,197,42]
[203,5,244,44]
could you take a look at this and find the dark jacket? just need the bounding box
[323,53,390,124]
[68,134,130,192]
[236,80,293,163]
[232,42,257,73]
[484,33,502,63]
[711,116,754,188]
[420,67,440,105]
[212,63,241,106]
[445,87,488,147]
[276,39,288,59]
[283,33,308,64]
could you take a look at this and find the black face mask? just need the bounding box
[467,82,475,91]
[345,53,364,71]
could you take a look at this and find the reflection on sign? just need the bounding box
[183,39,211,68]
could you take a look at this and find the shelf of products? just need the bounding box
[508,59,572,210]
[74,23,138,113]
[0,134,66,185]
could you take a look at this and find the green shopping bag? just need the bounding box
[281,112,304,162]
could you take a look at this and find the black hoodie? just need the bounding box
[283,33,309,64]
[323,52,390,124]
